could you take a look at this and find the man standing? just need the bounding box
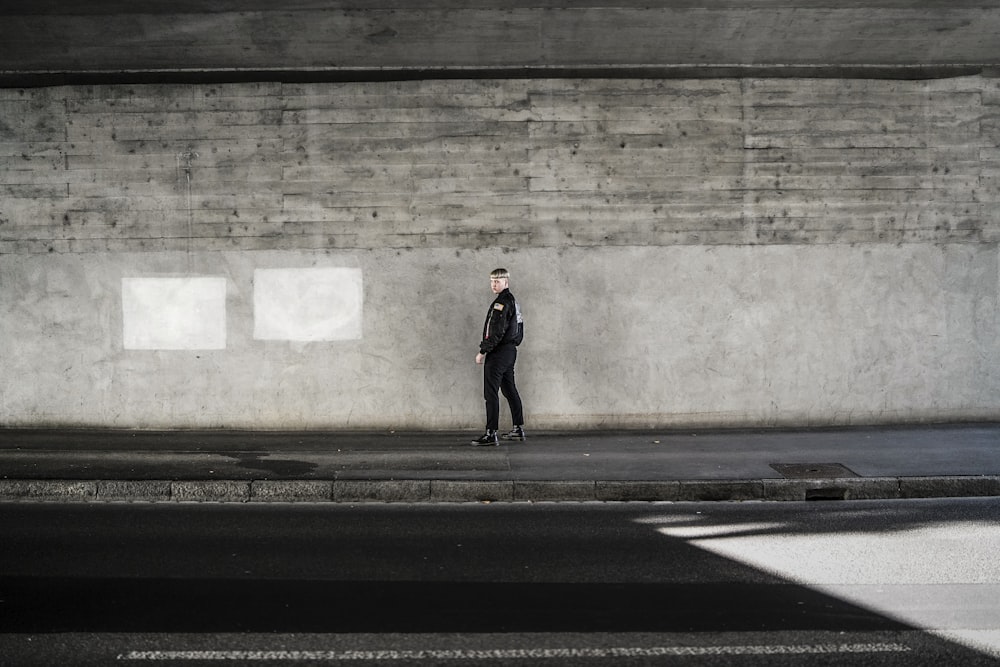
[472,268,526,446]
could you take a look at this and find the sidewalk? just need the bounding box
[1,423,998,503]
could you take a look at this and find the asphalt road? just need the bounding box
[1,498,999,666]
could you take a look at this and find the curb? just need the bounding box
[1,476,1000,503]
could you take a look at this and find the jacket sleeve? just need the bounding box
[479,299,513,355]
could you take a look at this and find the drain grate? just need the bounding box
[770,462,859,479]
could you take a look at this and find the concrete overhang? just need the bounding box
[2,1,999,86]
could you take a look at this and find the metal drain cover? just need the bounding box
[770,462,859,479]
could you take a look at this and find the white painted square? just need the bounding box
[122,277,227,350]
[253,267,363,341]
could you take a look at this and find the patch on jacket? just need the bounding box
[493,303,504,311]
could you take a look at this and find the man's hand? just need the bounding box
[475,353,485,364]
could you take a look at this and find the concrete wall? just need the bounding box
[2,76,999,429]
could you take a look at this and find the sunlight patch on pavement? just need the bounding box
[655,520,1000,658]
[651,522,786,539]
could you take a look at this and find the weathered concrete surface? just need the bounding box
[2,76,999,428]
[2,77,997,254]
[2,243,999,428]
[1,1,999,86]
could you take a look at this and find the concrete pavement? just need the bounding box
[0,423,998,503]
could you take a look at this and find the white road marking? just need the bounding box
[118,643,910,661]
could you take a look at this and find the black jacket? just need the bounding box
[480,288,523,355]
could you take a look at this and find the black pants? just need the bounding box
[483,345,524,431]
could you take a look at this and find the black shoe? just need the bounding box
[500,426,526,441]
[471,430,499,446]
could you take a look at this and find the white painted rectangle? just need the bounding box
[122,277,227,350]
[253,267,363,341]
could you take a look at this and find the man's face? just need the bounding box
[490,277,508,294]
